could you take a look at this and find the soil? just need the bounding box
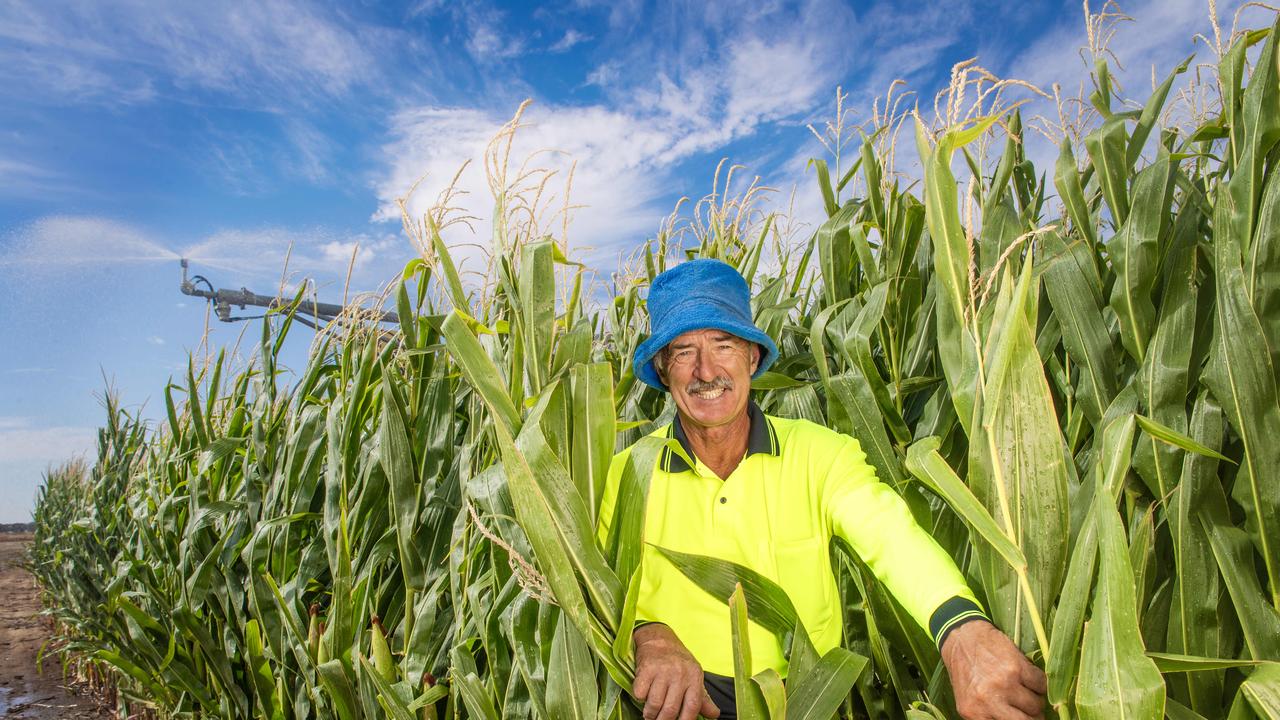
[0,534,112,719]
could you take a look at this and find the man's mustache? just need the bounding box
[687,377,733,393]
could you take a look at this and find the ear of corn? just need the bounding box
[28,15,1280,720]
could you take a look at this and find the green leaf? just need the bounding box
[1107,148,1174,364]
[1084,114,1131,226]
[1148,653,1268,673]
[974,260,1068,652]
[1240,663,1280,718]
[441,308,522,434]
[1134,414,1232,462]
[750,371,809,390]
[655,545,800,643]
[1075,471,1166,720]
[731,584,771,719]
[1041,230,1113,424]
[904,436,1026,571]
[546,613,599,720]
[1046,414,1135,708]
[783,646,867,720]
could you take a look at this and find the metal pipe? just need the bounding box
[179,259,399,324]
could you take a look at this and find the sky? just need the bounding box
[0,0,1268,523]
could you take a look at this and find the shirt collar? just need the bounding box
[661,400,779,473]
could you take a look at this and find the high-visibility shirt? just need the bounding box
[596,401,986,678]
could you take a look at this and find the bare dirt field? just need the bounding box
[0,534,112,719]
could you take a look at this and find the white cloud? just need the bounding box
[1006,0,1239,98]
[0,422,96,464]
[376,104,671,273]
[998,0,1261,184]
[550,29,591,53]
[570,0,643,31]
[374,0,866,269]
[585,62,620,87]
[0,156,71,198]
[180,227,401,279]
[319,240,384,270]
[0,0,378,108]
[461,5,526,62]
[2,216,407,295]
[282,119,334,184]
[147,336,166,346]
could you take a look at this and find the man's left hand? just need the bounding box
[940,619,1047,720]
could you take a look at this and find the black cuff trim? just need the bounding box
[929,596,988,650]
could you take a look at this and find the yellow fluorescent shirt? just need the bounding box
[596,402,986,678]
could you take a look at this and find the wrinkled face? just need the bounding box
[657,328,759,430]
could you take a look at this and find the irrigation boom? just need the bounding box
[179,259,399,326]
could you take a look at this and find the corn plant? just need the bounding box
[29,14,1280,720]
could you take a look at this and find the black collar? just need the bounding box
[661,400,780,473]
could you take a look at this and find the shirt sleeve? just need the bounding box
[821,435,988,648]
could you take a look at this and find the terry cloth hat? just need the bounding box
[633,258,779,390]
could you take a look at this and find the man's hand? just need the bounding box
[940,619,1047,720]
[632,623,720,720]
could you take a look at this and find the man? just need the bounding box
[597,259,1047,720]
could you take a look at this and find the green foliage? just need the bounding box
[29,16,1280,720]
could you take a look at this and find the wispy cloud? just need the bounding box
[0,156,72,199]
[550,29,591,53]
[177,227,402,279]
[2,216,406,288]
[460,4,526,63]
[995,0,1260,178]
[0,0,380,109]
[282,119,335,184]
[584,62,620,87]
[0,418,95,464]
[375,0,868,267]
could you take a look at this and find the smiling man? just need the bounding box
[597,259,1046,720]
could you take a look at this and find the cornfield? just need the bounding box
[29,13,1280,720]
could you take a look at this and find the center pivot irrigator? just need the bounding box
[178,259,398,328]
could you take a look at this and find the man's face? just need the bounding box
[658,328,759,430]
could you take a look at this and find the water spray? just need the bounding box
[179,259,398,327]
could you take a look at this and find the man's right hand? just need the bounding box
[632,623,721,720]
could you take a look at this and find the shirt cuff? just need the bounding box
[929,596,989,650]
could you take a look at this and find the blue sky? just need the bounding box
[0,0,1264,522]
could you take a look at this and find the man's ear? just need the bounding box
[751,344,760,373]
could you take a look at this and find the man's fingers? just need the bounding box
[656,682,685,720]
[699,689,721,719]
[989,705,1039,720]
[642,678,668,720]
[676,685,704,720]
[633,668,653,701]
[1006,684,1046,716]
[1020,662,1048,695]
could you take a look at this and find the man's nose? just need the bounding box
[692,346,718,380]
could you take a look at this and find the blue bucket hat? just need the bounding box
[633,259,779,390]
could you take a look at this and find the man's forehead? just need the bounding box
[668,328,742,346]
